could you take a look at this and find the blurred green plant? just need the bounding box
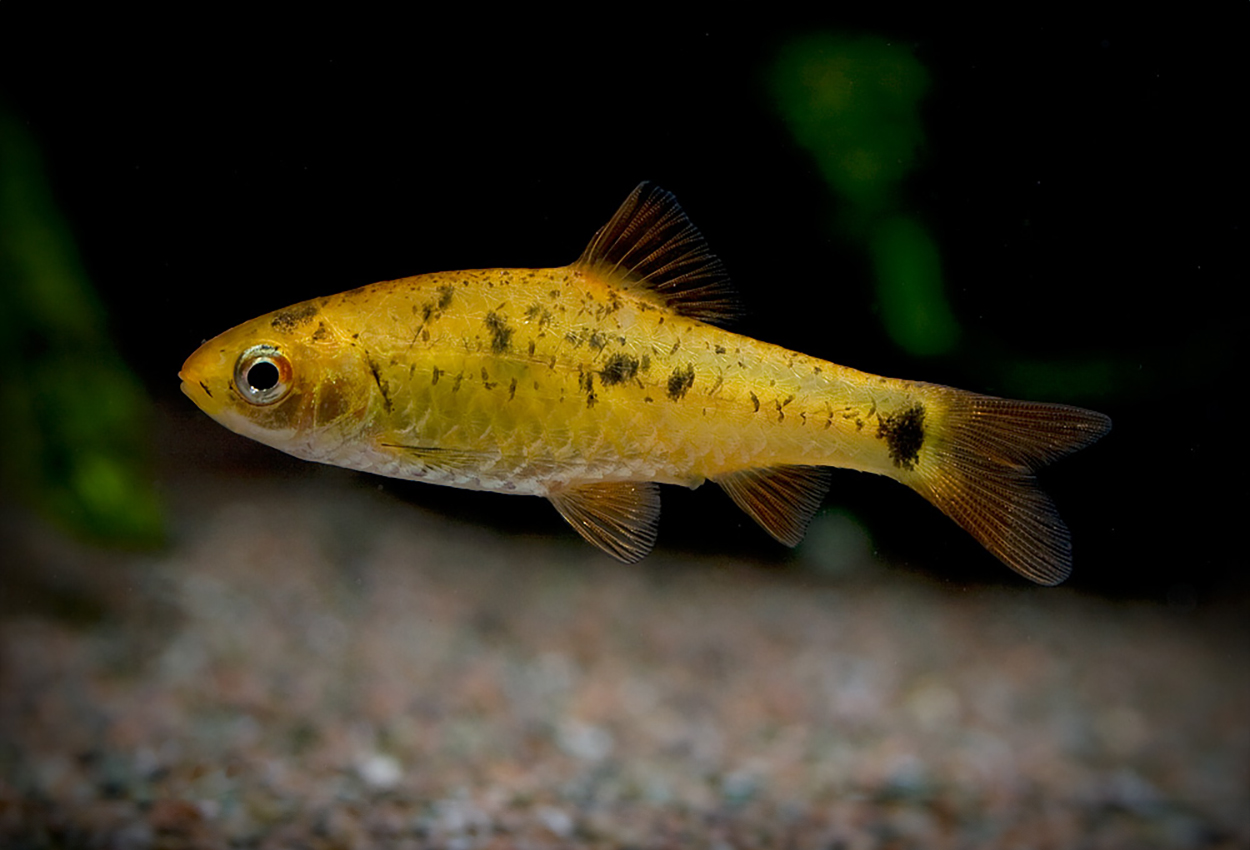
[772,33,959,357]
[0,101,164,545]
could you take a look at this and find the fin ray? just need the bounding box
[574,182,739,325]
[548,481,661,563]
[714,465,833,547]
[378,443,495,478]
[909,391,1111,585]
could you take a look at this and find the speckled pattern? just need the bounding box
[2,443,1247,848]
[177,184,1111,580]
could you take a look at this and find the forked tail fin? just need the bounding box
[907,390,1111,585]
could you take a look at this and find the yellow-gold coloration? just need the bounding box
[180,184,1110,583]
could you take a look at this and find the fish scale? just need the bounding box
[357,269,826,487]
[181,183,1110,582]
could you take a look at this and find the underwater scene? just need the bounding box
[2,17,1245,848]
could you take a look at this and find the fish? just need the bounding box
[180,183,1110,584]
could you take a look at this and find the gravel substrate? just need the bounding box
[2,469,1247,849]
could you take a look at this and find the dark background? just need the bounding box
[2,16,1243,599]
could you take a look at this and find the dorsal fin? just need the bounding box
[548,481,661,564]
[574,183,740,326]
[713,465,833,547]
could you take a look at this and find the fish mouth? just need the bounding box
[177,370,197,401]
[178,349,224,416]
[178,368,206,408]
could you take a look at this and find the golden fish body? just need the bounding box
[181,185,1110,582]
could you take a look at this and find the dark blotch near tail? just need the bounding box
[667,364,695,400]
[878,403,926,471]
[600,353,640,386]
[907,390,1111,585]
[484,311,513,353]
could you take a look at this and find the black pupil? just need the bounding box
[247,360,280,392]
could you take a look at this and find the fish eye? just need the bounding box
[234,344,293,405]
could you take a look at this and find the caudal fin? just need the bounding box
[908,390,1111,585]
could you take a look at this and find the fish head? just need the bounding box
[180,298,376,458]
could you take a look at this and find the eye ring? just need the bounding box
[234,344,294,405]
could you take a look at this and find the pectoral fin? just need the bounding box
[714,465,833,547]
[378,442,495,479]
[548,481,661,564]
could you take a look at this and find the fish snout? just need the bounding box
[179,344,226,416]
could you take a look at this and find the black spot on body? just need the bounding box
[366,355,393,412]
[667,364,695,401]
[588,331,608,351]
[431,366,441,385]
[437,284,454,310]
[311,321,331,342]
[749,391,760,412]
[524,303,553,326]
[600,353,640,386]
[484,311,513,353]
[579,370,598,407]
[878,403,926,471]
[271,302,319,332]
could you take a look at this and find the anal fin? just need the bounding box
[548,481,661,564]
[714,465,832,547]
